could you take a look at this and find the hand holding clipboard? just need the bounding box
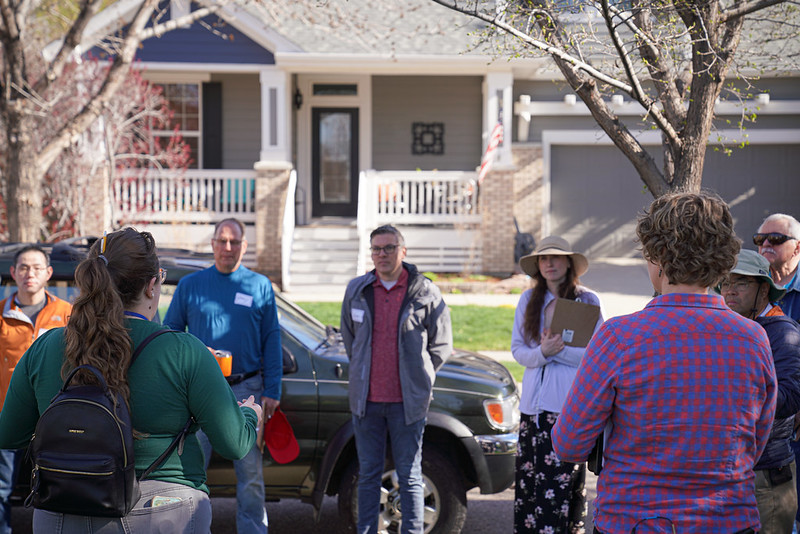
[549,298,601,348]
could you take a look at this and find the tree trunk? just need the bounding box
[5,108,45,242]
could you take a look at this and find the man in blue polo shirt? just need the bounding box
[165,218,281,534]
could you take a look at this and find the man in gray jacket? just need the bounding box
[340,225,452,534]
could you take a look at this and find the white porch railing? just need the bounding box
[281,170,297,292]
[357,170,481,274]
[113,169,258,224]
[360,170,480,227]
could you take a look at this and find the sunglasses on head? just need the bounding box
[753,232,797,246]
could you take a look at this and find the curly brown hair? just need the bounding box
[636,191,740,289]
[523,257,580,344]
[63,228,160,407]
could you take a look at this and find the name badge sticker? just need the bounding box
[561,329,575,344]
[234,293,254,308]
[351,308,365,323]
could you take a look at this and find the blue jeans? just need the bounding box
[352,402,426,534]
[0,449,22,534]
[32,479,211,534]
[197,374,267,534]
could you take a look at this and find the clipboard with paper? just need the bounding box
[549,298,600,348]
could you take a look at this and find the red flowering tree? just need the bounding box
[0,59,190,241]
[0,0,242,241]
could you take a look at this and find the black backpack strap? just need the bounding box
[139,416,195,481]
[129,328,195,481]
[131,329,173,366]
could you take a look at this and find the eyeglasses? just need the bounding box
[370,244,400,255]
[214,239,243,247]
[753,233,797,246]
[15,265,47,274]
[719,278,756,292]
[158,268,167,284]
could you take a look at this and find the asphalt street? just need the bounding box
[11,474,599,533]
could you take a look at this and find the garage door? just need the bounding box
[549,143,800,257]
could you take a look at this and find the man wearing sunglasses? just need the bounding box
[720,249,800,534]
[755,214,800,323]
[340,225,452,534]
[756,213,800,533]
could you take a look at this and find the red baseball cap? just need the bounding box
[265,408,299,464]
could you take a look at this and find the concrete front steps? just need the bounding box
[285,222,358,294]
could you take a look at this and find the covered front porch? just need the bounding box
[110,165,515,291]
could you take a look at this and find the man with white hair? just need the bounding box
[755,213,800,322]
[756,213,800,533]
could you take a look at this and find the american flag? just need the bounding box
[478,122,504,184]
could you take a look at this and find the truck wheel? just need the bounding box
[337,447,468,534]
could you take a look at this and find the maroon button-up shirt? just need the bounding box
[368,268,408,402]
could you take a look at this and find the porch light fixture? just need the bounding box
[294,88,303,110]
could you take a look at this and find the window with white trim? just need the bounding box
[153,83,202,169]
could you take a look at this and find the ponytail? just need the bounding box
[63,228,159,405]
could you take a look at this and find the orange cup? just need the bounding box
[214,350,232,377]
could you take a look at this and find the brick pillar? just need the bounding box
[512,144,544,242]
[254,161,292,285]
[480,168,515,274]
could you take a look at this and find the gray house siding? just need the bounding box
[372,76,482,171]
[213,73,262,169]
[549,144,800,258]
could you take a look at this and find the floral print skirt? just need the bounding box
[514,411,586,534]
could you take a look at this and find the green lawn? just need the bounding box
[296,302,515,352]
[296,301,523,380]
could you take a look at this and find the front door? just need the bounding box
[311,108,359,217]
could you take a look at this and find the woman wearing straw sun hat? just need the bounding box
[511,236,604,534]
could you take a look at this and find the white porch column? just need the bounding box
[259,69,291,163]
[484,72,514,168]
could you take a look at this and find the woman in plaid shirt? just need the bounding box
[553,192,777,534]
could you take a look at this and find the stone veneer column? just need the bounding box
[254,161,292,285]
[480,168,515,274]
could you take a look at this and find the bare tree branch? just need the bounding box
[140,2,226,40]
[431,0,633,91]
[36,0,159,175]
[40,0,104,95]
[720,0,787,22]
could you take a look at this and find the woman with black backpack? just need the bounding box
[0,228,262,533]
